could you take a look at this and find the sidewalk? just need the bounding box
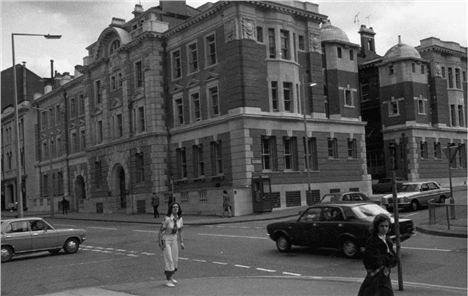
[37,275,467,296]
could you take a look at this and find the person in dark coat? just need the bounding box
[358,213,397,296]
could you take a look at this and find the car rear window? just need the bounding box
[352,204,391,219]
[6,221,29,233]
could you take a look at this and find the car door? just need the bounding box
[3,221,32,253]
[318,207,345,248]
[30,219,59,250]
[295,207,322,247]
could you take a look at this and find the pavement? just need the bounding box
[2,191,467,296]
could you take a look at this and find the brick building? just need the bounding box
[28,1,371,216]
[24,1,465,216]
[1,64,44,210]
[358,26,467,184]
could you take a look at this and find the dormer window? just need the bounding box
[110,40,120,55]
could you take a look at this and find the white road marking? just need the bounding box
[193,259,207,263]
[402,246,451,252]
[256,268,276,273]
[179,257,188,260]
[234,264,251,269]
[133,230,157,234]
[282,272,301,276]
[87,226,118,230]
[115,249,126,252]
[126,254,138,257]
[141,252,156,256]
[198,233,268,240]
[212,261,228,265]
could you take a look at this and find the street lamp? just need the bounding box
[12,33,61,218]
[303,82,317,201]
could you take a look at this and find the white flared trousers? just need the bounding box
[163,238,179,272]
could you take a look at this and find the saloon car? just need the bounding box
[266,203,414,258]
[321,192,372,203]
[1,217,86,262]
[381,181,451,211]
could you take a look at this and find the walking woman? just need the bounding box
[158,202,185,287]
[358,213,397,296]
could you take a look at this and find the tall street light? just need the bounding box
[303,82,317,201]
[12,33,61,218]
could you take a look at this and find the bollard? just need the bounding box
[449,197,456,220]
[428,201,435,225]
[445,204,451,230]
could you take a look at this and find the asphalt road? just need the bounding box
[2,207,467,296]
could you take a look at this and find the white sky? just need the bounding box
[1,0,467,78]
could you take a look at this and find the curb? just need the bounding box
[43,213,299,226]
[415,226,467,238]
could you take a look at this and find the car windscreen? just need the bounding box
[351,204,391,221]
[321,194,337,202]
[399,184,419,192]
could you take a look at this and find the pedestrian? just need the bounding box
[158,201,185,287]
[222,190,232,218]
[151,192,160,218]
[62,197,69,214]
[357,213,397,296]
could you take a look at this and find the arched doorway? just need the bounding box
[112,165,126,209]
[74,176,86,212]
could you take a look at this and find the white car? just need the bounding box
[381,181,451,211]
[1,217,86,262]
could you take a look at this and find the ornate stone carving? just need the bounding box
[224,19,236,43]
[242,17,255,40]
[434,63,442,77]
[309,32,321,53]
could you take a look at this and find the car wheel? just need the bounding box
[341,238,358,258]
[410,200,419,211]
[49,248,61,255]
[1,246,13,263]
[275,235,291,252]
[63,238,80,254]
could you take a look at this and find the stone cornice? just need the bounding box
[165,1,327,37]
[417,45,467,59]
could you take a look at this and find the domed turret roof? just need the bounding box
[384,37,421,60]
[320,20,349,43]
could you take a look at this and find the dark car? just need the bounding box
[1,217,86,262]
[266,203,414,258]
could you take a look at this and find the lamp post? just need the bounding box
[12,33,61,218]
[303,83,317,201]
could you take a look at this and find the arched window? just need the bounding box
[110,39,120,55]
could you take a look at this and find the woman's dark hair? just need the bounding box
[166,201,183,217]
[371,213,391,235]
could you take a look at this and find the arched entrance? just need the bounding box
[112,165,126,209]
[74,176,86,212]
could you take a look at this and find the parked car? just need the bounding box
[372,177,404,194]
[266,202,414,258]
[381,181,451,211]
[321,192,374,203]
[1,217,86,262]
